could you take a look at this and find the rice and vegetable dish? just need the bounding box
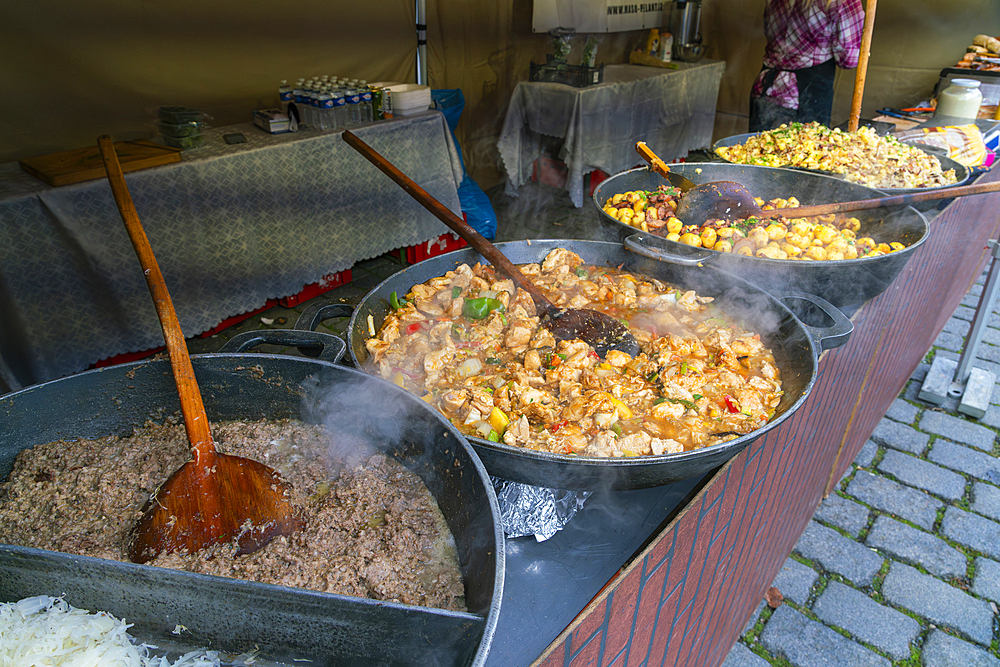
[715,122,957,189]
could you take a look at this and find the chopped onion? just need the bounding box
[0,596,224,666]
[492,376,507,389]
[474,420,494,438]
[457,357,483,378]
[593,411,618,428]
[594,367,615,379]
[464,408,483,425]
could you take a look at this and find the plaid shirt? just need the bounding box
[752,0,865,110]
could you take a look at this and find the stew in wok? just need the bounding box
[365,249,783,458]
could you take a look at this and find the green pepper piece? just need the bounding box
[452,286,462,299]
[462,296,504,320]
[487,429,500,442]
[389,291,406,310]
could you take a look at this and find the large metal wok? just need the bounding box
[593,164,931,307]
[0,331,503,667]
[297,240,853,491]
[712,132,972,193]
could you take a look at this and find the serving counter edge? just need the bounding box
[533,167,1000,667]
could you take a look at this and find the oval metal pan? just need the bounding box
[711,131,971,192]
[593,164,930,308]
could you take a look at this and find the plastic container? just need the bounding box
[387,83,431,115]
[936,79,983,119]
[158,106,202,124]
[160,133,204,150]
[158,121,203,138]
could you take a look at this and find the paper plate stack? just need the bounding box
[388,84,432,116]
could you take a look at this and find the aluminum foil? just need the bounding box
[492,478,591,541]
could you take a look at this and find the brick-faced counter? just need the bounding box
[530,167,1000,667]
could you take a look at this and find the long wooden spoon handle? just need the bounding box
[848,0,878,132]
[762,178,1000,219]
[636,141,671,179]
[342,130,553,310]
[97,136,214,456]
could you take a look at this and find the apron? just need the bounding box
[750,59,837,131]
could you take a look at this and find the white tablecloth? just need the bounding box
[0,111,462,387]
[497,61,726,207]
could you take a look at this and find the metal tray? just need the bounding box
[0,350,504,667]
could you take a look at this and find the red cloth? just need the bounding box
[752,0,864,110]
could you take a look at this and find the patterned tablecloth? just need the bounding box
[0,111,462,387]
[497,61,726,207]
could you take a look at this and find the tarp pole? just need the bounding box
[416,0,428,85]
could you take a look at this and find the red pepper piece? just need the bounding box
[724,394,740,413]
[406,322,425,335]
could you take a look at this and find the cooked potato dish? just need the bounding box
[715,122,957,190]
[604,186,905,261]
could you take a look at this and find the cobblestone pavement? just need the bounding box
[180,176,1000,666]
[724,269,1000,666]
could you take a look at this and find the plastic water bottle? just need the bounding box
[331,87,347,129]
[278,80,293,112]
[317,88,333,130]
[345,87,362,126]
[306,81,319,127]
[359,81,373,123]
[292,80,307,125]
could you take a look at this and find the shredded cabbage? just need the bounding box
[0,596,226,667]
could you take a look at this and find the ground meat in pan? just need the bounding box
[0,417,466,612]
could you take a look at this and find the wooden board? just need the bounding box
[18,140,182,187]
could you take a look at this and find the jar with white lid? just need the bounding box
[936,79,983,119]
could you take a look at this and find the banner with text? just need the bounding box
[533,0,666,33]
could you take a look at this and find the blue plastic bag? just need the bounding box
[432,89,498,239]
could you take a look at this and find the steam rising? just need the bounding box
[299,373,426,470]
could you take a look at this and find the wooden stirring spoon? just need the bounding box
[342,130,640,358]
[731,178,1000,221]
[671,173,1000,226]
[634,142,764,223]
[97,136,302,564]
[634,142,697,192]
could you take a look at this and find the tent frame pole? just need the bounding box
[416,0,428,85]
